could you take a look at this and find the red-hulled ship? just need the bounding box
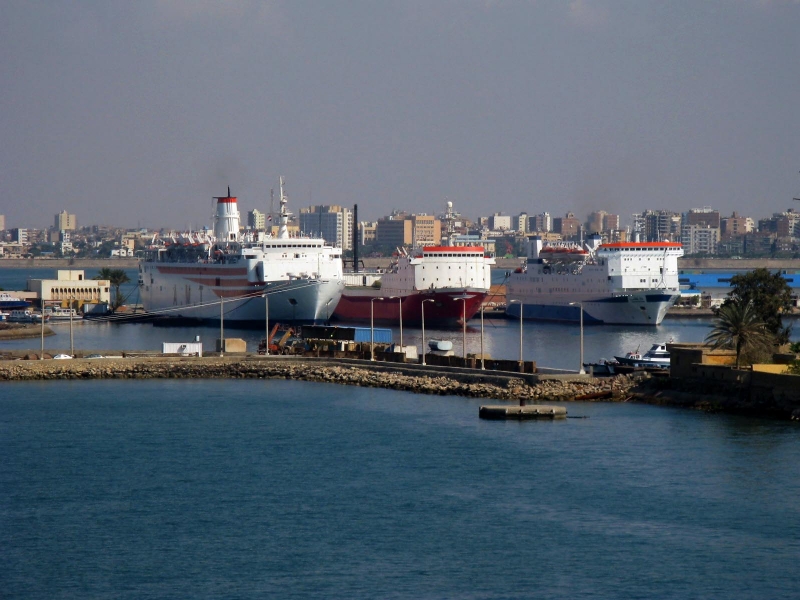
[333,245,495,326]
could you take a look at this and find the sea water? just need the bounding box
[2,378,799,598]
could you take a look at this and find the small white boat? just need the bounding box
[43,306,83,321]
[614,343,671,369]
[8,309,49,323]
[428,339,453,352]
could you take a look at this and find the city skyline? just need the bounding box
[2,2,799,229]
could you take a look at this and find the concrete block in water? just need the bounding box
[479,405,567,420]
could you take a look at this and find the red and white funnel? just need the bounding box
[214,186,240,242]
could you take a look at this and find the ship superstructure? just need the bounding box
[139,179,344,324]
[505,235,683,325]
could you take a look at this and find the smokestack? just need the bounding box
[353,204,359,273]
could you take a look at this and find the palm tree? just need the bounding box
[95,268,130,310]
[705,301,775,368]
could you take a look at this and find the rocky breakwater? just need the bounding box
[0,356,640,403]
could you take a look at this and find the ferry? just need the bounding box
[333,245,495,326]
[506,234,683,325]
[139,179,344,325]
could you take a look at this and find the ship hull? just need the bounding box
[505,292,679,325]
[333,287,487,326]
[140,265,344,325]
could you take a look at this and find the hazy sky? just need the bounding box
[2,1,799,230]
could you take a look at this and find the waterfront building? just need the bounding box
[0,214,5,231]
[27,269,111,308]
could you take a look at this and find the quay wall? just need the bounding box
[2,354,798,419]
[0,355,636,404]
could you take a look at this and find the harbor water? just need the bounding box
[3,266,800,597]
[2,379,799,598]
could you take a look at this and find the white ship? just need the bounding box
[139,178,344,324]
[505,234,683,325]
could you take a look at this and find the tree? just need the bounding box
[95,268,131,310]
[724,268,794,345]
[705,301,776,368]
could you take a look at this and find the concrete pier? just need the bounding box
[479,404,567,419]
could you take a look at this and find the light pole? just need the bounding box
[69,297,74,357]
[480,304,485,370]
[40,302,45,360]
[219,295,224,357]
[325,298,332,325]
[421,298,434,366]
[570,301,586,374]
[370,297,384,361]
[262,290,270,356]
[389,296,403,348]
[508,299,523,372]
[452,295,472,361]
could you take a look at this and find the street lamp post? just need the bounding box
[570,301,586,374]
[370,297,384,361]
[69,297,74,357]
[421,298,434,366]
[389,296,403,348]
[262,291,270,356]
[508,299,523,372]
[452,295,472,362]
[219,296,224,357]
[480,304,485,370]
[40,303,45,360]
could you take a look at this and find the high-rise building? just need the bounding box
[513,213,529,233]
[586,211,607,233]
[720,212,754,239]
[376,217,413,247]
[55,210,77,231]
[488,213,512,231]
[685,207,721,229]
[410,214,441,246]
[359,221,377,246]
[374,213,440,247]
[553,212,581,239]
[299,205,353,250]
[12,228,27,243]
[681,224,720,255]
[531,212,551,233]
[247,209,266,230]
[0,214,5,231]
[638,210,681,242]
[60,231,73,254]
